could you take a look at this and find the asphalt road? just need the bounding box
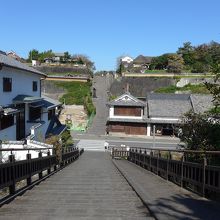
[72,132,182,150]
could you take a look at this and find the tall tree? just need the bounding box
[177,42,195,67]
[167,54,185,73]
[150,54,169,70]
[28,49,39,62]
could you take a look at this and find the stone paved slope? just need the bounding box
[87,75,113,135]
[0,152,153,220]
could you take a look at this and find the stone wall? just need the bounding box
[110,77,175,97]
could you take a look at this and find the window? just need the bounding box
[33,81,38,91]
[48,109,55,120]
[0,114,14,130]
[29,107,41,121]
[3,77,12,92]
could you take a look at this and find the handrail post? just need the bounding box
[202,155,207,197]
[26,153,32,186]
[38,152,43,179]
[157,150,160,175]
[181,153,185,188]
[166,151,171,181]
[150,150,153,171]
[47,151,51,174]
[9,154,15,195]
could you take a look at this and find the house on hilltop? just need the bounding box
[133,55,153,70]
[0,51,66,141]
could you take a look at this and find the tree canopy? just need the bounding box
[180,61,220,151]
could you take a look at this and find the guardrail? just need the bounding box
[112,147,220,198]
[0,147,84,204]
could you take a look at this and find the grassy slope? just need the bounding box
[55,81,95,115]
[55,81,91,105]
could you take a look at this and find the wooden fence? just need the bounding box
[0,147,84,203]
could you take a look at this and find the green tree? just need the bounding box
[180,61,220,151]
[177,42,195,67]
[180,111,220,151]
[38,50,54,62]
[205,63,220,112]
[28,49,39,62]
[167,54,185,73]
[63,51,71,62]
[150,54,169,70]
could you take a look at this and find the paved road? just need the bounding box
[72,132,182,150]
[0,152,153,220]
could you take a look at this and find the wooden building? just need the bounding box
[107,92,213,136]
[106,92,149,135]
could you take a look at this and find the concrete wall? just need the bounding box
[0,66,41,106]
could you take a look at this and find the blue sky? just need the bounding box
[1,0,220,70]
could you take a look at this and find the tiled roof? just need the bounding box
[147,93,192,117]
[0,53,46,76]
[107,92,146,107]
[190,94,213,113]
[133,55,153,64]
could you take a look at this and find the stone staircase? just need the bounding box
[76,139,106,151]
[87,75,111,135]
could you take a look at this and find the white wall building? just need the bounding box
[0,52,66,142]
[121,56,133,63]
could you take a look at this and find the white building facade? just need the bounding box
[0,52,66,142]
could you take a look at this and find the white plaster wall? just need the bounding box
[26,111,50,141]
[1,144,51,162]
[41,111,50,139]
[147,124,151,136]
[0,66,41,106]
